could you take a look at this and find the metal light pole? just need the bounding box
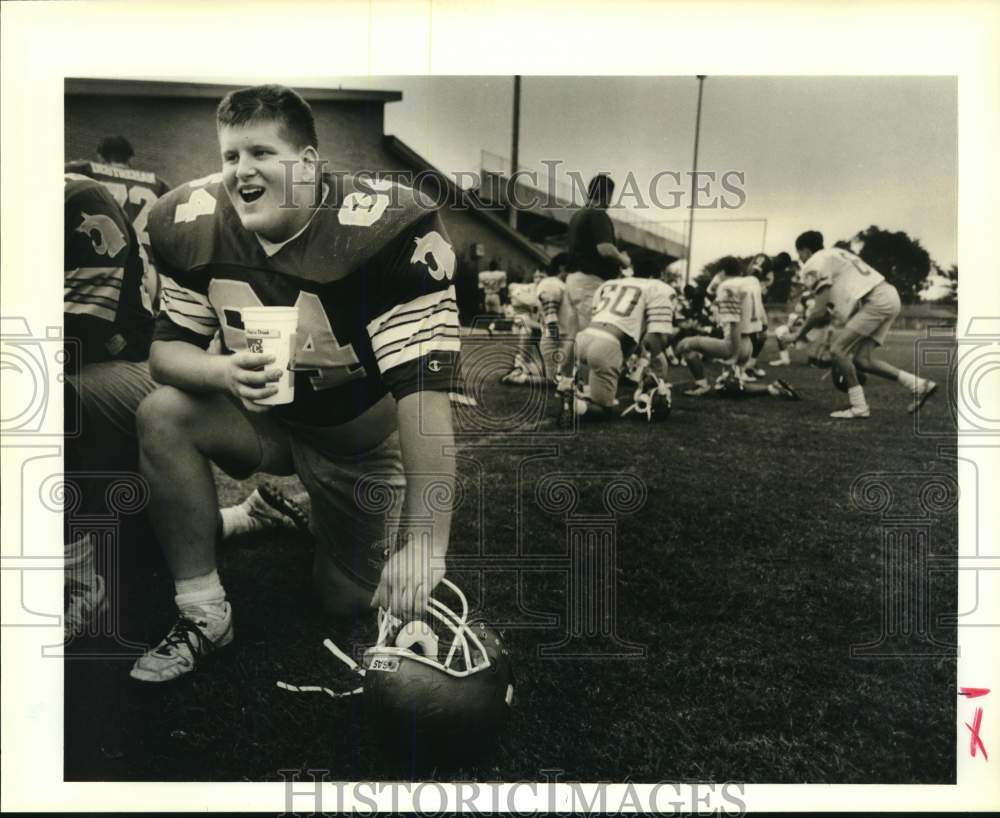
[685,75,706,288]
[509,75,521,230]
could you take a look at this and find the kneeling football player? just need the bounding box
[131,86,457,683]
[572,265,676,421]
[678,256,799,401]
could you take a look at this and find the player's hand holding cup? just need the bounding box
[229,306,299,412]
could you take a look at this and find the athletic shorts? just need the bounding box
[566,272,605,331]
[233,409,406,590]
[575,326,623,408]
[843,281,901,348]
[66,359,158,440]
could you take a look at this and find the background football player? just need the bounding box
[741,252,774,379]
[130,85,460,683]
[66,135,171,311]
[535,252,576,390]
[572,263,675,421]
[792,230,936,419]
[63,173,158,639]
[677,256,798,401]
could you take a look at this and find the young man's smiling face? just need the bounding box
[218,120,318,243]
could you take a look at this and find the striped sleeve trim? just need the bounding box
[64,301,116,322]
[160,275,218,337]
[367,288,460,371]
[373,319,461,366]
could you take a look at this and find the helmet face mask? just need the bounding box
[362,579,514,758]
[276,578,514,765]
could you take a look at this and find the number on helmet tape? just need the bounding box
[368,656,400,673]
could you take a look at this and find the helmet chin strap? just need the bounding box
[276,578,494,701]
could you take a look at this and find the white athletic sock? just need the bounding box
[64,536,96,586]
[896,370,920,391]
[218,490,263,540]
[780,350,791,364]
[695,378,709,388]
[847,385,869,412]
[175,569,226,617]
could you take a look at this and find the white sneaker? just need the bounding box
[220,483,308,541]
[769,358,789,367]
[907,380,938,413]
[130,603,233,683]
[64,574,107,641]
[830,406,870,419]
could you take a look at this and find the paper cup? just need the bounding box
[242,306,298,405]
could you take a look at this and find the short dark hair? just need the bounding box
[97,135,134,164]
[587,174,615,205]
[795,230,824,253]
[717,255,742,277]
[773,251,792,270]
[548,252,570,275]
[750,253,773,275]
[216,84,318,151]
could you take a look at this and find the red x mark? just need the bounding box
[965,707,988,760]
[959,687,991,699]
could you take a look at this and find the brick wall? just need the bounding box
[65,89,546,314]
[65,95,394,188]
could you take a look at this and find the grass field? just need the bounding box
[65,331,958,784]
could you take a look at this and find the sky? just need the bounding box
[313,75,957,274]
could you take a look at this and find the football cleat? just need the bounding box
[907,380,938,413]
[130,603,233,683]
[771,379,801,401]
[769,357,791,367]
[279,579,513,761]
[219,482,309,541]
[64,574,107,641]
[830,406,870,419]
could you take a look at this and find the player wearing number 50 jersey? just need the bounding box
[131,85,460,684]
[793,230,935,419]
[572,268,675,420]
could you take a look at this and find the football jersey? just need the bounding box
[64,175,154,366]
[800,247,884,321]
[149,173,460,427]
[66,160,171,309]
[64,161,170,246]
[478,270,508,295]
[589,277,676,343]
[714,276,765,335]
[535,276,577,339]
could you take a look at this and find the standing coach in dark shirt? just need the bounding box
[566,174,632,330]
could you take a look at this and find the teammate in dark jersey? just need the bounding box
[131,85,460,683]
[63,174,158,640]
[565,174,631,331]
[66,136,171,310]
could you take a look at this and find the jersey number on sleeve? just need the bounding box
[208,280,367,391]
